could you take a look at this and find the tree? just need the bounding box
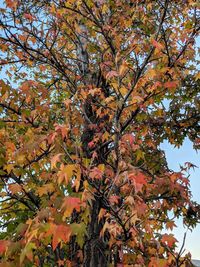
[0,0,199,266]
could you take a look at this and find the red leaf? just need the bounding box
[128,171,147,192]
[152,39,164,50]
[166,221,176,231]
[89,167,103,180]
[24,13,34,21]
[109,195,120,205]
[0,240,9,254]
[106,70,118,79]
[161,234,177,248]
[88,141,95,148]
[164,81,178,89]
[128,171,147,185]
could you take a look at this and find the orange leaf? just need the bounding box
[52,225,72,250]
[62,197,82,218]
[8,184,22,195]
[98,208,106,222]
[161,234,177,248]
[152,39,164,50]
[5,0,17,9]
[51,153,63,169]
[24,13,34,21]
[37,183,55,196]
[128,171,147,192]
[128,171,147,185]
[164,81,178,89]
[166,221,176,231]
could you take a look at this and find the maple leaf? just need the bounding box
[166,221,177,231]
[55,124,69,139]
[106,70,118,79]
[89,167,103,180]
[70,223,87,248]
[57,164,81,186]
[164,81,178,89]
[62,197,82,218]
[37,183,55,196]
[119,61,129,76]
[0,240,9,254]
[128,171,147,192]
[24,13,34,21]
[51,153,63,169]
[5,0,17,9]
[8,183,22,195]
[161,234,177,248]
[52,225,72,251]
[151,39,164,50]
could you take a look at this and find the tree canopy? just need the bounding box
[0,0,199,266]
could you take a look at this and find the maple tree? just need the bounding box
[0,0,200,266]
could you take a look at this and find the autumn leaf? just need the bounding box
[57,164,81,186]
[5,0,18,10]
[37,183,55,196]
[166,221,177,231]
[128,171,147,185]
[8,184,22,195]
[20,242,36,264]
[51,153,63,169]
[161,234,177,248]
[0,240,10,254]
[151,39,164,51]
[62,197,82,218]
[52,224,72,251]
[89,167,103,180]
[24,13,34,21]
[106,70,118,79]
[164,81,178,89]
[119,61,129,76]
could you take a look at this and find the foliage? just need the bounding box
[0,0,199,266]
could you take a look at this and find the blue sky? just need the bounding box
[161,140,200,259]
[166,35,199,260]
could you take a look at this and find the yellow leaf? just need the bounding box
[57,164,80,185]
[195,72,200,81]
[4,164,14,174]
[37,183,55,196]
[119,61,128,76]
[16,154,26,164]
[119,86,128,96]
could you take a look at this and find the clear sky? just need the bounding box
[161,140,200,259]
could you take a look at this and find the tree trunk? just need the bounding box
[83,199,107,267]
